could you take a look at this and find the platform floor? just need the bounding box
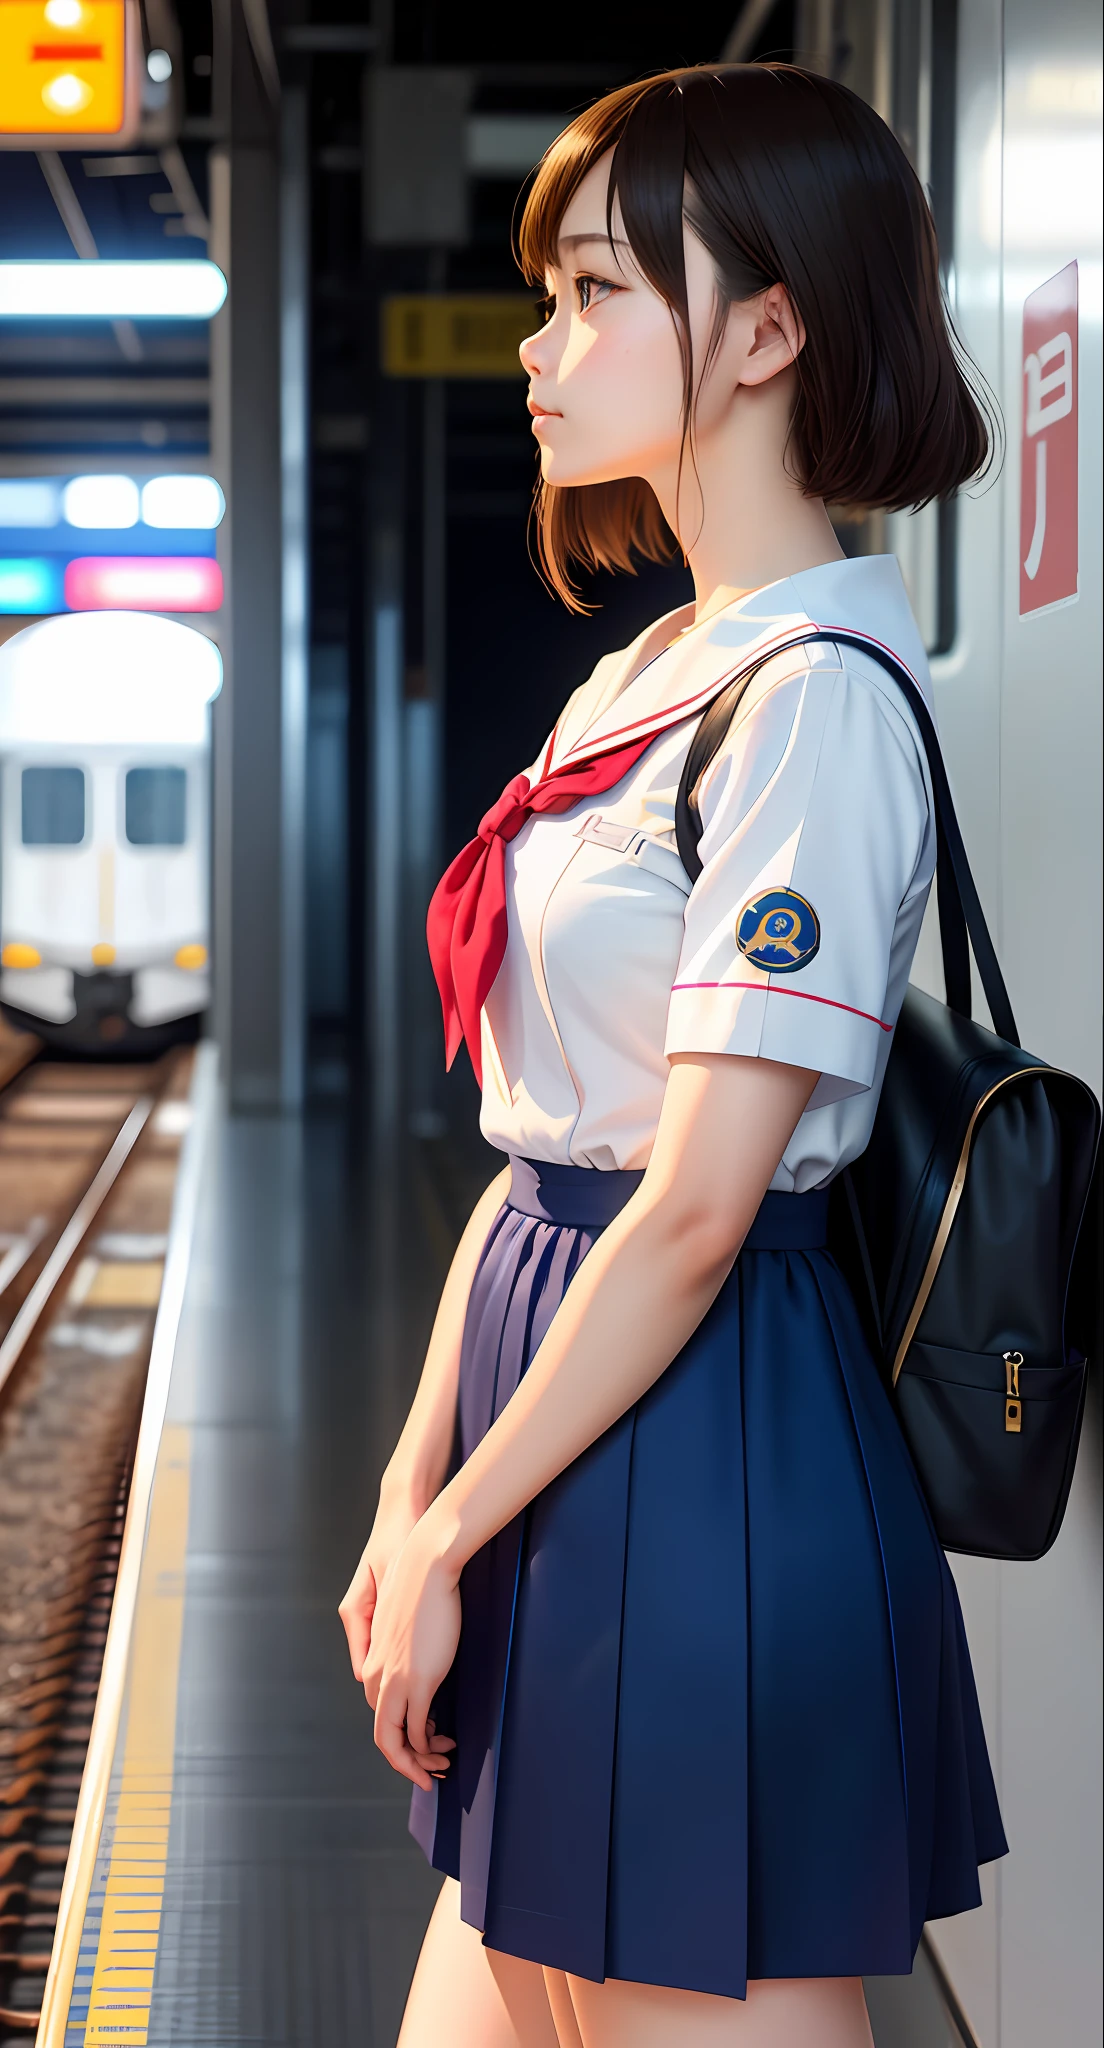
[124,1096,961,2048]
[141,1107,477,2047]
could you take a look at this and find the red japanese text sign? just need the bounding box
[1020,262,1078,615]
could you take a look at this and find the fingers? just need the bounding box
[361,1645,381,1711]
[341,1606,371,1681]
[404,1686,432,1762]
[373,1675,437,1792]
[338,1564,378,1680]
[422,1718,455,1778]
[370,1684,456,1790]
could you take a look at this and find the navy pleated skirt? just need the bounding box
[409,1157,1006,1999]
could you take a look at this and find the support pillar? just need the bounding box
[209,0,305,1109]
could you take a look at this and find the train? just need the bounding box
[0,609,220,1052]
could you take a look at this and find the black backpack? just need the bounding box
[675,629,1101,1562]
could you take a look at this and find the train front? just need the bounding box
[0,609,221,1051]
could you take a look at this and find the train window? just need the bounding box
[125,767,187,846]
[21,766,85,846]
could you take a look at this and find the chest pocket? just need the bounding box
[574,812,690,897]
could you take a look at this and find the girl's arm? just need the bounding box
[338,1162,511,1682]
[365,1051,818,1786]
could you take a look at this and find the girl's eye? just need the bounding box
[536,293,556,324]
[575,273,615,313]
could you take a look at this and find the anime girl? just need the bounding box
[340,63,1006,2048]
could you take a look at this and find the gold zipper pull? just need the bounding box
[1004,1351,1023,1434]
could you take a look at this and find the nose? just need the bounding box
[519,316,552,376]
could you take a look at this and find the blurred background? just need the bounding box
[0,2,1099,2045]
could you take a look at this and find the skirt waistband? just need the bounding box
[507,1157,829,1250]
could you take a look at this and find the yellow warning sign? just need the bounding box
[382,295,538,379]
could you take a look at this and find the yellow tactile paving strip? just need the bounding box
[65,1424,190,2048]
[68,1263,166,1311]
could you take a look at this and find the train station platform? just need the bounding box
[36,1051,969,2048]
[29,1054,466,2047]
[127,1089,449,2044]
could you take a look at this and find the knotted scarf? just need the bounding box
[426,735,661,1085]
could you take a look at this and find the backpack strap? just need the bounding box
[673,627,1020,1047]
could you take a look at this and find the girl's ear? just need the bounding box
[740,284,806,387]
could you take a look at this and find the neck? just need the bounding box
[646,371,846,623]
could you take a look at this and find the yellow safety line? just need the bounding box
[79,1423,191,2047]
[36,1044,216,2048]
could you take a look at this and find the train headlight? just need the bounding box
[91,942,116,966]
[2,942,42,968]
[174,943,207,970]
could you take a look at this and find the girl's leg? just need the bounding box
[542,1970,586,2048]
[562,1973,876,2048]
[397,1878,562,2048]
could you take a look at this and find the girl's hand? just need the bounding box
[338,1486,422,1682]
[362,1514,461,1791]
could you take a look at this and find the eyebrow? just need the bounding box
[556,232,632,256]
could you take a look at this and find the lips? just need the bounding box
[527,398,561,420]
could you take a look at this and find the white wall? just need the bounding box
[917,3,1103,2041]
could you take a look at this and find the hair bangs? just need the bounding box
[519,79,689,610]
[518,83,646,285]
[517,64,995,610]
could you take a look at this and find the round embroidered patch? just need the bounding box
[735,888,821,974]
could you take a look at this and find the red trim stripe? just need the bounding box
[558,623,922,764]
[560,625,816,758]
[670,981,894,1031]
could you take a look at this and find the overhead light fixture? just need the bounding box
[0,260,227,318]
[141,474,224,529]
[0,557,63,612]
[63,473,140,528]
[65,555,224,610]
[0,480,61,527]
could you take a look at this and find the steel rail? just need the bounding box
[0,1097,154,1404]
[0,1216,48,1302]
[35,1043,216,2048]
[0,1030,40,1096]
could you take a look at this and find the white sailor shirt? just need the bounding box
[478,555,937,1194]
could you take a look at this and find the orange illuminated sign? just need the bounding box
[0,0,127,137]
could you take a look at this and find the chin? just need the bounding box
[540,454,627,489]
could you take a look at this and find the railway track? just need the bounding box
[0,1047,195,2042]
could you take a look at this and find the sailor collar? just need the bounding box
[548,555,923,773]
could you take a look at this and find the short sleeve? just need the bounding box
[664,649,933,1104]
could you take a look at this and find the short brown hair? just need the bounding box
[517,64,994,608]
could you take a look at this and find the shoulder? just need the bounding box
[712,633,932,790]
[695,634,934,874]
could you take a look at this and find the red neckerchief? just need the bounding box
[426,733,661,1085]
